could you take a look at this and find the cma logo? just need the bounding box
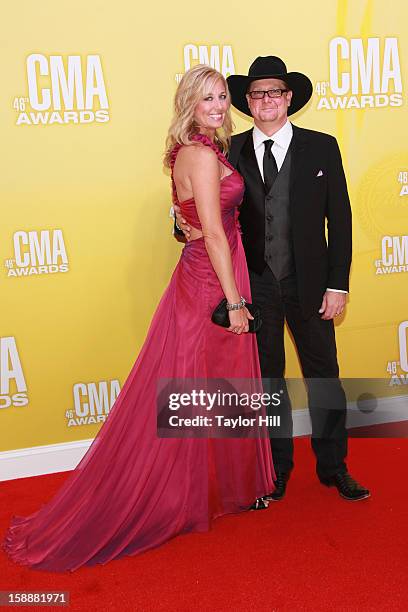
[0,337,28,409]
[318,37,403,110]
[16,54,109,125]
[382,236,408,266]
[66,379,121,426]
[330,37,402,94]
[399,322,408,373]
[177,45,235,81]
[398,171,408,196]
[5,229,69,278]
[375,236,408,275]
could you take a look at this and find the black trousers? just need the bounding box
[249,266,348,480]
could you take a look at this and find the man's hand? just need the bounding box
[174,204,192,241]
[319,291,347,320]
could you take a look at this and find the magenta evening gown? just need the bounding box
[3,134,274,572]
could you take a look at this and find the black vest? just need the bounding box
[234,133,294,278]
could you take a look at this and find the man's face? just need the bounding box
[246,78,292,125]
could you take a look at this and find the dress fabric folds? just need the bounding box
[3,134,274,572]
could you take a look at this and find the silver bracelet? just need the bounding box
[226,297,246,311]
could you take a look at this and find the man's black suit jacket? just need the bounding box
[228,124,352,319]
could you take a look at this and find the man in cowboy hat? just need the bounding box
[175,56,369,502]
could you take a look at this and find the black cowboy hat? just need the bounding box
[227,56,313,117]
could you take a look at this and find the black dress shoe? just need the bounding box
[250,497,269,510]
[263,472,289,502]
[320,471,370,501]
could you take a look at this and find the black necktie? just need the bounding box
[263,139,278,192]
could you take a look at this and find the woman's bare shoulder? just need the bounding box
[176,142,218,166]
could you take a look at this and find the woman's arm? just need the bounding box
[189,146,239,301]
[187,145,251,333]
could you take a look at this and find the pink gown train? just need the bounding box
[3,134,274,572]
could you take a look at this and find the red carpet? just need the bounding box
[1,438,407,611]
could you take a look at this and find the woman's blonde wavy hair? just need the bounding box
[164,64,233,167]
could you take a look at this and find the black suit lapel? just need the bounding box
[239,130,267,197]
[290,124,309,199]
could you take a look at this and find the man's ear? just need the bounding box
[287,90,293,106]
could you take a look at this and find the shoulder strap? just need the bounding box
[169,144,183,204]
[170,134,227,170]
[169,143,182,172]
[190,133,235,171]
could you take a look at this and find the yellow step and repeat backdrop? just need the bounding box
[1,0,407,453]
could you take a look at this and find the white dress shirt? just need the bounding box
[252,121,346,294]
[252,120,293,176]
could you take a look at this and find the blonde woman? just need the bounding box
[4,65,274,573]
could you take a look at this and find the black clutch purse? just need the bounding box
[211,299,262,333]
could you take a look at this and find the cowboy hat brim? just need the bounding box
[227,71,313,117]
